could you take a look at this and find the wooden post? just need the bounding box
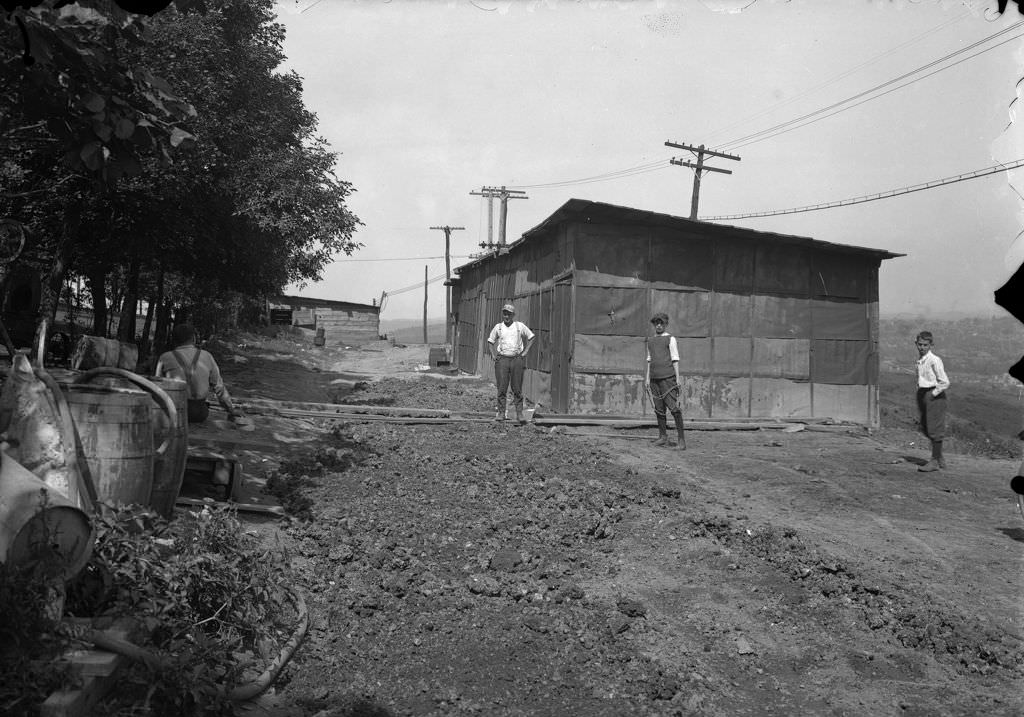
[423,265,428,345]
[445,233,451,344]
[665,140,740,219]
[430,226,465,346]
[470,187,526,251]
[689,146,704,220]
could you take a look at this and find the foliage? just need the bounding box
[81,503,295,715]
[0,563,74,717]
[1,0,362,346]
[1,0,200,184]
[0,502,298,716]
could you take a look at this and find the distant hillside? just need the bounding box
[879,316,1024,378]
[380,319,447,345]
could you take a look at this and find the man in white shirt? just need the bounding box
[915,330,950,472]
[487,303,535,424]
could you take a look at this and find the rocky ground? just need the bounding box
[197,331,1023,717]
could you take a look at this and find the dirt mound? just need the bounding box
[213,333,1023,716]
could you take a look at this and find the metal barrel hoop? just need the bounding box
[72,368,178,457]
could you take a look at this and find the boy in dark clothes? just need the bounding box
[645,312,685,449]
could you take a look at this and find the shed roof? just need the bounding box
[456,198,904,274]
[271,294,380,313]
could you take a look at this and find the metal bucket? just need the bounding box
[0,451,93,579]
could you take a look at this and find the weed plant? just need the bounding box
[0,562,74,717]
[1,502,297,716]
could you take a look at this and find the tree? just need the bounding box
[1,0,204,351]
[1,1,200,185]
[1,0,362,350]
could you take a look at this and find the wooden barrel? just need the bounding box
[0,451,93,579]
[60,384,155,507]
[69,369,181,519]
[146,377,188,518]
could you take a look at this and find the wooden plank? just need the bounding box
[42,620,144,717]
[259,412,492,424]
[42,672,122,717]
[532,415,791,430]
[175,496,287,516]
[533,412,835,424]
[236,397,450,418]
[67,649,120,677]
[189,435,309,451]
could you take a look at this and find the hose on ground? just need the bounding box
[61,587,309,702]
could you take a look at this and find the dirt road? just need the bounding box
[210,334,1023,717]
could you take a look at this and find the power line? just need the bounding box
[702,10,972,147]
[499,18,1017,192]
[701,159,1024,221]
[717,21,1024,152]
[383,272,447,298]
[507,159,671,190]
[333,255,474,262]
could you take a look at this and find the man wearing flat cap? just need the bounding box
[487,303,535,423]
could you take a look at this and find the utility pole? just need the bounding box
[470,186,528,251]
[470,191,496,247]
[664,140,740,219]
[430,225,465,345]
[422,265,428,345]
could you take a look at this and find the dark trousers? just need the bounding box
[916,388,947,441]
[187,398,210,424]
[495,355,525,412]
[650,377,680,417]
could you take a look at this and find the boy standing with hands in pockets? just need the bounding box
[915,330,950,472]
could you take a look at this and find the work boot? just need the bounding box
[918,459,940,472]
[515,407,525,425]
[654,414,669,446]
[495,409,506,421]
[933,441,946,469]
[672,411,686,450]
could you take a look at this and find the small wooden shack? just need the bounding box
[268,295,380,346]
[449,199,902,426]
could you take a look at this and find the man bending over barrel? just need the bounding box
[155,324,241,424]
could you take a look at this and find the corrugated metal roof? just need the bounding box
[455,198,904,274]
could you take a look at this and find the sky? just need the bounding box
[272,0,1024,323]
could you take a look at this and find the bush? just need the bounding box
[0,563,74,717]
[0,503,298,716]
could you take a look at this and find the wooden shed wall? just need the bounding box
[452,230,570,411]
[314,308,380,346]
[452,218,887,425]
[565,222,882,425]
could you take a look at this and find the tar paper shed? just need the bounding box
[268,295,380,346]
[448,199,902,426]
